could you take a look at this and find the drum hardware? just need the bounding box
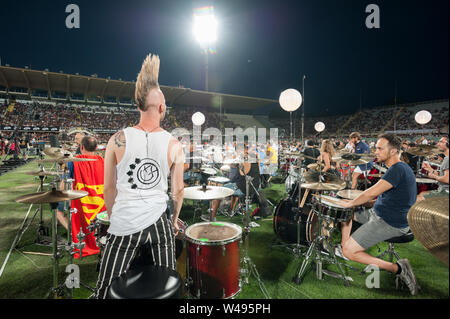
[408,197,449,267]
[240,174,271,299]
[293,187,351,287]
[15,188,88,299]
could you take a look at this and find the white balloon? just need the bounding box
[279,89,303,112]
[415,110,432,125]
[192,112,206,126]
[314,121,325,132]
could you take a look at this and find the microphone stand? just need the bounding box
[240,164,270,299]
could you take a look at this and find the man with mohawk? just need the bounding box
[94,54,185,298]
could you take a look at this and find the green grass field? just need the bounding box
[0,158,448,299]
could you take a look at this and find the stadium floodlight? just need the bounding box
[193,6,218,48]
[415,110,432,125]
[314,121,326,133]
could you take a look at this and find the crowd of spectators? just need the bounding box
[1,99,448,158]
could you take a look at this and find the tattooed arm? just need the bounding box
[104,130,126,218]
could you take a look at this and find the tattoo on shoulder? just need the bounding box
[114,131,126,148]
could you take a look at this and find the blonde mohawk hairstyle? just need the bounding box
[135,53,160,111]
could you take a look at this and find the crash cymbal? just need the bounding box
[304,170,344,184]
[43,147,73,158]
[24,170,59,177]
[300,181,346,191]
[15,189,88,204]
[407,196,449,267]
[183,186,234,200]
[37,156,97,164]
[337,189,364,200]
[201,167,217,175]
[407,145,439,156]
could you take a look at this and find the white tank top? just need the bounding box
[108,127,172,236]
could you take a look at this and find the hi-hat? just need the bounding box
[407,196,449,267]
[304,170,343,184]
[334,158,370,166]
[183,186,234,200]
[15,189,88,204]
[337,189,364,200]
[301,182,346,191]
[37,156,97,164]
[24,170,59,177]
[407,145,439,156]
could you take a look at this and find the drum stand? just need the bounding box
[240,175,271,299]
[293,194,351,287]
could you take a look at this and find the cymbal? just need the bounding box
[337,189,364,200]
[37,156,97,164]
[43,147,66,157]
[300,181,346,191]
[407,196,449,267]
[24,170,59,177]
[335,158,370,166]
[15,189,88,204]
[304,170,344,184]
[407,145,439,156]
[307,163,324,170]
[201,167,217,175]
[183,186,234,200]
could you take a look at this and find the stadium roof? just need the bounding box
[0,65,277,112]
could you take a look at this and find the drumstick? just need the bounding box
[299,189,310,208]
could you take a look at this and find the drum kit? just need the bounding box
[274,149,378,286]
[179,155,271,298]
[404,145,441,194]
[13,146,99,298]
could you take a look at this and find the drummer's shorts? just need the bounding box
[223,183,244,197]
[351,208,410,250]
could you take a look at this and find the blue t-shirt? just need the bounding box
[374,161,417,228]
[355,141,373,171]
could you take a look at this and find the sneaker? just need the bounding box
[334,244,349,261]
[396,259,419,296]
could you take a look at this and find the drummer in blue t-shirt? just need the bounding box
[336,133,420,295]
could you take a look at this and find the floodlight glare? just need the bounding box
[193,7,217,47]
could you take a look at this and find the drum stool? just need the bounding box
[376,230,414,262]
[107,265,182,299]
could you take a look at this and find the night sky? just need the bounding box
[0,0,448,116]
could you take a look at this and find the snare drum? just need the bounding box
[313,195,354,222]
[185,222,242,299]
[208,176,230,186]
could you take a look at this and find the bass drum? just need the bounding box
[273,197,318,245]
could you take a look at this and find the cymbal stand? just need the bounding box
[293,193,351,287]
[240,174,270,299]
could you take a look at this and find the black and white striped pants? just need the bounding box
[94,212,176,299]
